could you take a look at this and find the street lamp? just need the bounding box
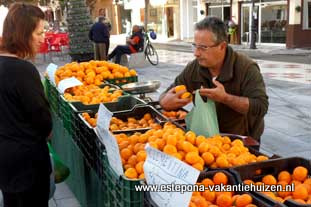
[250,0,257,49]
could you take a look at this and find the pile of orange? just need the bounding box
[175,85,192,100]
[189,172,256,207]
[82,112,97,127]
[110,113,162,131]
[82,112,161,130]
[243,166,311,204]
[113,122,269,179]
[162,110,188,120]
[115,131,150,179]
[54,60,137,86]
[64,85,123,104]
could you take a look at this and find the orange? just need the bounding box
[163,144,177,155]
[174,85,186,93]
[120,148,133,161]
[278,171,291,183]
[167,135,177,146]
[256,155,269,162]
[213,172,228,185]
[136,150,147,162]
[216,156,230,168]
[262,174,277,185]
[243,179,254,185]
[185,131,196,145]
[192,163,204,171]
[276,181,291,198]
[183,141,195,153]
[202,190,215,202]
[185,152,200,164]
[191,196,208,207]
[293,166,308,181]
[127,155,137,166]
[198,142,209,154]
[235,194,252,207]
[216,194,232,207]
[124,168,138,179]
[133,143,142,154]
[202,152,215,165]
[195,135,206,147]
[292,184,308,200]
[135,161,144,174]
[181,92,192,99]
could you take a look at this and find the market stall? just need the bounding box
[44,60,311,207]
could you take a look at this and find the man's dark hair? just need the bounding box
[98,16,105,23]
[195,16,228,44]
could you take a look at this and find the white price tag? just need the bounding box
[96,104,113,131]
[46,63,58,85]
[95,128,123,176]
[57,77,83,94]
[144,145,200,207]
[95,104,123,176]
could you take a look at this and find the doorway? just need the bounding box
[241,4,259,44]
[241,1,287,44]
[166,7,174,37]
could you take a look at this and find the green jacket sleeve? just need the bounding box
[241,63,269,117]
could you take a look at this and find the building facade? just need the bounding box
[90,0,310,48]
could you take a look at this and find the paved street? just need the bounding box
[0,44,310,207]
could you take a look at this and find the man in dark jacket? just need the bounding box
[89,16,110,60]
[159,17,269,142]
[108,25,144,64]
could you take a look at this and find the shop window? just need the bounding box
[303,0,311,29]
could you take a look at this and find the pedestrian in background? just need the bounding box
[89,16,110,60]
[108,25,144,64]
[0,3,52,207]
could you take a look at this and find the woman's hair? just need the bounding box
[0,3,45,58]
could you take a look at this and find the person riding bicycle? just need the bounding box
[108,25,144,64]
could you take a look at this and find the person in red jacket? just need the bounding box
[108,25,144,64]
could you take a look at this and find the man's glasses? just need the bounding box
[191,43,220,51]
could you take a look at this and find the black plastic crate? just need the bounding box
[76,112,102,176]
[144,169,283,207]
[110,105,168,133]
[69,95,146,113]
[231,157,311,207]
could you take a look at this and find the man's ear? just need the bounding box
[220,41,227,51]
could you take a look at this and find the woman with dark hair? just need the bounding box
[0,3,52,207]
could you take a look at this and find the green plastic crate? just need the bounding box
[51,113,110,207]
[102,152,144,207]
[59,95,75,136]
[44,77,60,116]
[106,76,138,86]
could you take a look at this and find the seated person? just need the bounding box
[108,25,144,64]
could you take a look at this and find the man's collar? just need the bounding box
[217,45,234,82]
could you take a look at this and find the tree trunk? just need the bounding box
[144,0,149,30]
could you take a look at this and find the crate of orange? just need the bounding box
[145,170,281,207]
[100,149,144,207]
[230,157,311,207]
[54,60,138,87]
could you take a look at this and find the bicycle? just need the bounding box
[143,29,159,65]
